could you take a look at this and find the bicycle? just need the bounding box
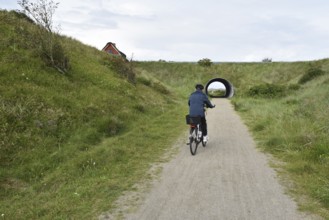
[186,115,206,155]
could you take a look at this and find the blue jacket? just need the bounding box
[188,90,214,117]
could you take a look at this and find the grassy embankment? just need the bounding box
[139,60,329,219]
[230,61,329,218]
[0,10,192,219]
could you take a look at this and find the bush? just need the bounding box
[39,31,70,73]
[137,75,152,86]
[106,56,136,84]
[153,81,170,94]
[16,22,70,74]
[262,58,272,63]
[17,0,70,74]
[299,65,325,84]
[247,83,286,98]
[288,84,300,91]
[198,58,212,67]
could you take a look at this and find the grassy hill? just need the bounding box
[0,10,189,219]
[1,9,329,219]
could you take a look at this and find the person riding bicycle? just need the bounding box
[188,83,215,143]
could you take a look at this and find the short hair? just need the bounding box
[195,83,204,90]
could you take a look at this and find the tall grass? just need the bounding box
[230,65,329,218]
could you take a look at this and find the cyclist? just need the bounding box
[188,83,215,144]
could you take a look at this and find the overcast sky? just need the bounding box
[1,0,329,62]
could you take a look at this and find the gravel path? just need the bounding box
[100,99,318,220]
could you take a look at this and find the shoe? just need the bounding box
[203,136,209,142]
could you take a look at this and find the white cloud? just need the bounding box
[1,0,329,61]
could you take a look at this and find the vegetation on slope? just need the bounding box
[0,10,186,219]
[232,62,329,218]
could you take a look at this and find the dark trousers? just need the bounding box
[201,117,207,136]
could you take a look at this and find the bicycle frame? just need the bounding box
[190,124,202,142]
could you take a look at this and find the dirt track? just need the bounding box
[100,99,318,220]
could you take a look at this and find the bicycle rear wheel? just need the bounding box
[190,127,199,155]
[199,123,206,147]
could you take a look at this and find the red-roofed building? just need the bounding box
[102,42,127,60]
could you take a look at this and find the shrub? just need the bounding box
[198,58,212,67]
[288,84,300,91]
[106,56,136,84]
[247,83,286,98]
[15,22,70,73]
[153,81,170,94]
[299,64,325,84]
[137,75,152,86]
[17,0,70,74]
[39,31,70,73]
[262,58,272,63]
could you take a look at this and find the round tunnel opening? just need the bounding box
[205,78,234,98]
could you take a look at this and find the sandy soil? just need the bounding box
[99,99,319,220]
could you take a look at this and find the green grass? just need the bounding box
[1,104,186,219]
[1,9,329,220]
[230,72,329,218]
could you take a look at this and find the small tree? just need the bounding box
[18,0,69,74]
[198,58,212,67]
[18,0,59,33]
